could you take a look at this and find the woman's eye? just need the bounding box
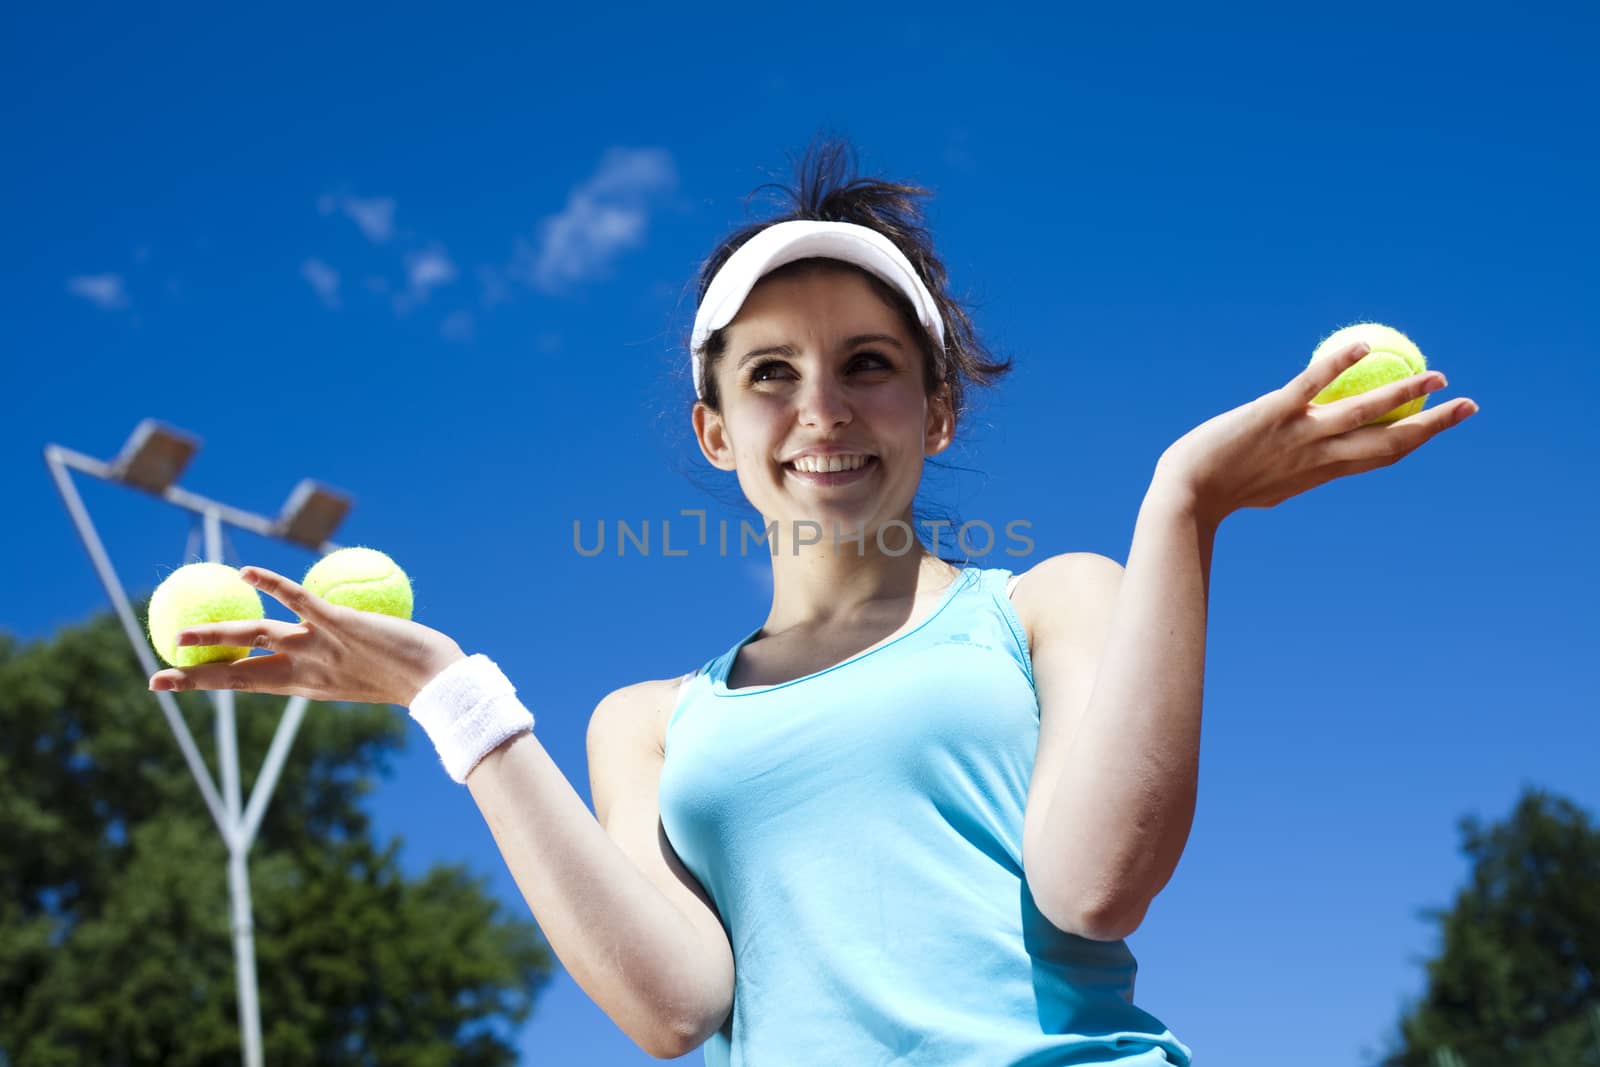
[748,360,788,383]
[746,352,889,385]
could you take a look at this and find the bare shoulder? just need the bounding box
[588,675,695,756]
[1006,551,1126,645]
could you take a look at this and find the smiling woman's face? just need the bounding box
[692,263,954,542]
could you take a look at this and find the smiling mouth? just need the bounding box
[782,456,880,483]
[783,455,876,471]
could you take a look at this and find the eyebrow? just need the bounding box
[737,333,905,369]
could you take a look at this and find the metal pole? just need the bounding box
[205,510,264,1067]
[227,847,263,1067]
[45,436,346,1067]
[43,446,231,837]
[238,697,308,854]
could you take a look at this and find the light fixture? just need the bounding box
[276,479,352,548]
[110,419,200,494]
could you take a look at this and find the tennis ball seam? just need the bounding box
[315,575,407,601]
[302,548,414,619]
[1308,322,1430,426]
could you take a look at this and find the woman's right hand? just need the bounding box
[147,565,467,706]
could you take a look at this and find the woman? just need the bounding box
[148,139,1478,1064]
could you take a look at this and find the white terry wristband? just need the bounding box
[407,654,534,784]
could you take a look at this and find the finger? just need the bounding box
[1316,394,1476,467]
[239,566,331,622]
[1311,369,1448,433]
[1288,339,1372,406]
[149,652,297,694]
[1386,394,1480,433]
[176,617,313,653]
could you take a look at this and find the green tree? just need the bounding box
[0,604,553,1066]
[1368,786,1600,1066]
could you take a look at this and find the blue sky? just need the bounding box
[5,5,1598,1064]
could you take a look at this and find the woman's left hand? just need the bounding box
[146,566,465,706]
[1155,338,1479,527]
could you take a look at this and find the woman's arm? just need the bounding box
[146,570,731,1057]
[1023,465,1213,941]
[1025,342,1471,939]
[470,686,735,1058]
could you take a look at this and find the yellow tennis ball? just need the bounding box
[146,562,266,669]
[1308,322,1430,426]
[303,547,413,619]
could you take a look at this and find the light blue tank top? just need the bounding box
[658,564,1193,1066]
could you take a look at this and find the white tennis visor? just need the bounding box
[689,220,946,400]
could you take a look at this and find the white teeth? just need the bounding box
[790,454,870,473]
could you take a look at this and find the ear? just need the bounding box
[692,401,739,472]
[924,381,955,457]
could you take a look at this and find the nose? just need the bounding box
[796,372,852,429]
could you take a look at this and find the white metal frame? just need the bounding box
[44,441,344,1067]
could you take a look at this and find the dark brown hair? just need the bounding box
[686,134,1013,428]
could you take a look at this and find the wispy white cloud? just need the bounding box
[345,196,396,243]
[318,193,396,243]
[515,147,677,293]
[300,258,341,308]
[406,247,456,294]
[67,273,130,310]
[393,245,458,315]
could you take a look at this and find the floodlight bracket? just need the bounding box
[277,479,352,550]
[110,419,200,495]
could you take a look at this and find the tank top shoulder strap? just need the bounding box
[969,565,1035,690]
[666,659,720,745]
